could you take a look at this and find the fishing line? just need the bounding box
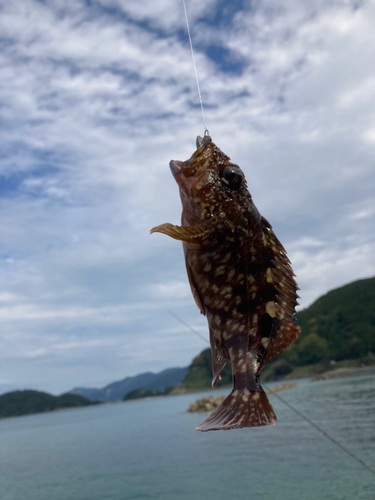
[269,390,375,475]
[168,310,209,344]
[181,0,209,135]
[170,311,375,476]
[178,2,373,475]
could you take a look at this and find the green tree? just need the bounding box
[298,333,329,365]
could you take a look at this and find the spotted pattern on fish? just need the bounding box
[151,135,301,431]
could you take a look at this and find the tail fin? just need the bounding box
[195,387,277,432]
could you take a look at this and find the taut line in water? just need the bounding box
[170,311,375,476]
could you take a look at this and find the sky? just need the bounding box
[0,0,374,396]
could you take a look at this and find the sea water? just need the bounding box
[1,372,374,500]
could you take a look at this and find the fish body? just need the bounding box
[151,135,300,431]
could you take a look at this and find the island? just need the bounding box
[0,390,100,419]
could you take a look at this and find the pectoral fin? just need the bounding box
[150,220,214,243]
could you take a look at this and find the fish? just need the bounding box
[150,134,301,432]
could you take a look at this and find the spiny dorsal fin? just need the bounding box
[258,220,301,369]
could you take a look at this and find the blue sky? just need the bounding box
[1,0,374,395]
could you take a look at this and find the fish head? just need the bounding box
[170,135,250,231]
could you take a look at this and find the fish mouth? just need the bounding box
[169,160,182,175]
[169,135,212,178]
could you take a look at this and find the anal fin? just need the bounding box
[260,319,301,369]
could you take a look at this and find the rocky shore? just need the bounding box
[311,365,375,381]
[188,382,297,413]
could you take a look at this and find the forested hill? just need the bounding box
[177,276,375,390]
[0,390,99,419]
[286,276,375,365]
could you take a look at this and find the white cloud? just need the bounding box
[292,241,375,309]
[288,237,327,249]
[0,0,374,394]
[146,280,191,299]
[363,128,375,143]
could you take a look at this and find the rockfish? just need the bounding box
[151,135,301,432]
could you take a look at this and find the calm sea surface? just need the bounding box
[1,372,375,500]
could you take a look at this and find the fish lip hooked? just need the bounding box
[169,135,211,179]
[169,160,182,175]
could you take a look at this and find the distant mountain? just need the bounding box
[123,386,173,401]
[146,367,190,390]
[70,366,189,402]
[176,276,375,389]
[0,390,98,419]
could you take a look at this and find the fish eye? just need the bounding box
[220,166,243,189]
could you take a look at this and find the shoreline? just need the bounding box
[3,363,375,420]
[311,365,375,381]
[171,360,375,395]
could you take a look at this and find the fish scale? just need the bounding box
[151,135,300,431]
